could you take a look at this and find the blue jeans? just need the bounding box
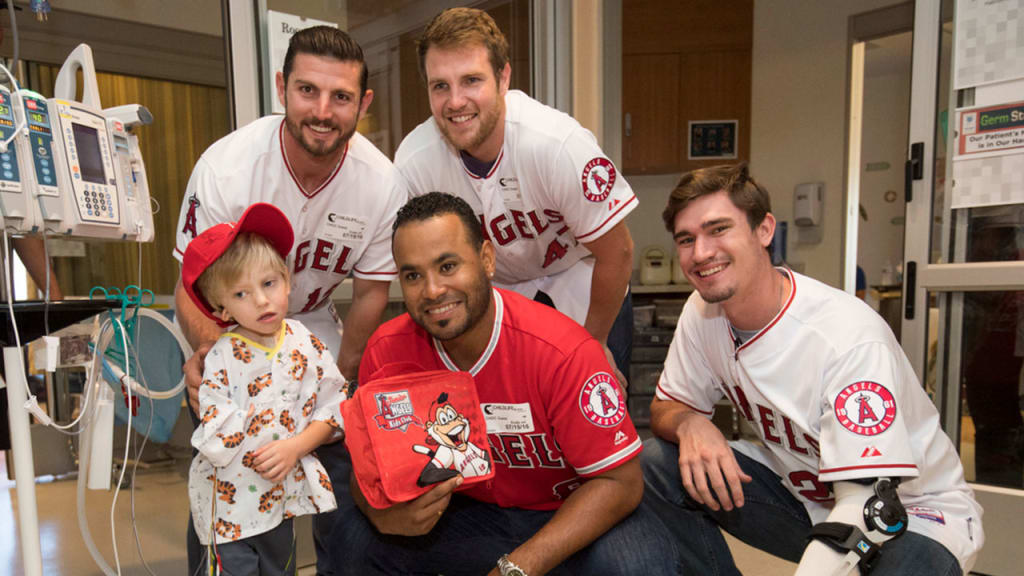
[641,437,962,576]
[313,440,355,575]
[331,489,681,575]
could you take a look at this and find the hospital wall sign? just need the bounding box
[958,101,1024,157]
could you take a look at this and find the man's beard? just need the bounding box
[415,270,492,342]
[438,97,503,155]
[697,286,735,304]
[284,115,354,157]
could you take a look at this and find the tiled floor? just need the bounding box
[2,448,798,576]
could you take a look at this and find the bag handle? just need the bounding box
[366,361,427,382]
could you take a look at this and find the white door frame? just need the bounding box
[905,1,1024,573]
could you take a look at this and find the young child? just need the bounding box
[181,203,345,575]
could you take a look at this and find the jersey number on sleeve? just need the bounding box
[542,238,568,268]
[788,470,833,503]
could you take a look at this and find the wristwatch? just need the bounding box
[497,554,527,576]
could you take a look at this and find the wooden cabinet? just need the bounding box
[621,0,753,175]
[622,54,680,174]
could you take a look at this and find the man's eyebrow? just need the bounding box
[397,252,460,272]
[433,252,460,265]
[672,217,733,240]
[701,217,733,230]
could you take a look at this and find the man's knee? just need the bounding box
[571,502,680,575]
[641,437,683,496]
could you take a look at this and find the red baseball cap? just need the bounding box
[181,203,294,326]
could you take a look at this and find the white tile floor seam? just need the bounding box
[2,451,795,575]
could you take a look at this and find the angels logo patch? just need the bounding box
[581,158,616,203]
[579,372,626,427]
[373,390,421,432]
[182,194,200,238]
[834,381,897,436]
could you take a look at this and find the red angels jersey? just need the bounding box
[394,90,637,324]
[656,269,983,570]
[360,288,642,511]
[174,116,407,353]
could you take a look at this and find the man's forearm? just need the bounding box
[500,459,643,576]
[650,396,697,443]
[583,259,630,344]
[338,279,390,380]
[174,278,222,349]
[582,223,633,344]
[12,236,63,299]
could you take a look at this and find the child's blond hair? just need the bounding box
[194,232,289,312]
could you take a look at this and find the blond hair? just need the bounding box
[195,232,289,311]
[417,7,509,81]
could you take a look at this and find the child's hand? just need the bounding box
[252,438,301,484]
[246,405,255,419]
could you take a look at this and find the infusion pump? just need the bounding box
[1,43,154,241]
[0,86,40,233]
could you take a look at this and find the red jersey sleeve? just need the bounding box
[544,338,641,477]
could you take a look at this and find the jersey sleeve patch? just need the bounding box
[578,372,627,427]
[182,193,200,239]
[833,381,897,437]
[581,157,616,203]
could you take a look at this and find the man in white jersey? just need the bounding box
[395,7,636,382]
[642,163,983,575]
[172,26,404,576]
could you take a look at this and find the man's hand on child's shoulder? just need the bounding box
[185,342,215,416]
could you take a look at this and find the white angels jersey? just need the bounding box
[189,320,345,545]
[395,90,637,324]
[174,116,407,354]
[656,269,983,570]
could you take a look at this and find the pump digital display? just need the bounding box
[72,123,106,185]
[0,104,9,117]
[29,111,46,124]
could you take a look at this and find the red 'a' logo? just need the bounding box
[182,195,199,238]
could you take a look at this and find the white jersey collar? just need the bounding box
[735,267,797,354]
[278,119,348,198]
[432,288,504,376]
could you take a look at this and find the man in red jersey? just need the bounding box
[333,192,679,576]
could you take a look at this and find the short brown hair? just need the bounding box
[417,7,509,82]
[662,163,771,233]
[195,233,289,312]
[283,25,368,95]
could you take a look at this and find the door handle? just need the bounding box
[904,142,924,203]
[904,261,916,320]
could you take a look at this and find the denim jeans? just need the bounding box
[330,487,681,575]
[641,437,962,576]
[312,440,355,575]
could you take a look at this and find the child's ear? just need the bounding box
[215,306,233,324]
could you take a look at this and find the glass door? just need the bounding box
[905,1,1024,572]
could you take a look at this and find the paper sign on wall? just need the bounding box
[266,11,338,114]
[958,101,1024,157]
[952,102,1024,209]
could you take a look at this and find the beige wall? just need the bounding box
[48,0,223,35]
[748,0,897,287]
[621,0,905,286]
